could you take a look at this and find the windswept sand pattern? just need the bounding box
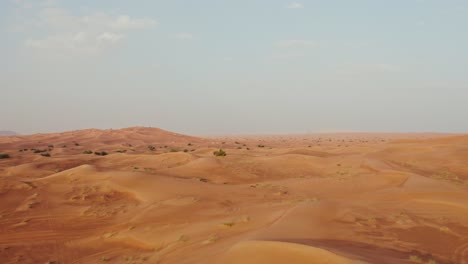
[0,128,467,263]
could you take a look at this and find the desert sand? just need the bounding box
[0,127,467,264]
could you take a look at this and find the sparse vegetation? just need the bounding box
[83,150,93,154]
[213,149,226,157]
[41,153,51,157]
[183,149,189,152]
[147,145,156,151]
[94,151,108,156]
[169,148,178,152]
[409,255,423,263]
[115,150,127,153]
[0,154,11,159]
[257,144,265,148]
[222,221,235,227]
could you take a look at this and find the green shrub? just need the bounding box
[83,150,93,154]
[0,153,11,159]
[213,149,226,157]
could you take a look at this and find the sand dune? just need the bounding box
[0,127,467,263]
[218,241,362,264]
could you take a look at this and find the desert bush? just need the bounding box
[41,153,51,157]
[33,149,47,153]
[183,149,189,152]
[408,255,423,263]
[148,145,156,151]
[0,153,11,159]
[213,149,226,157]
[83,150,93,154]
[169,148,178,152]
[116,150,127,153]
[94,151,108,156]
[257,145,265,148]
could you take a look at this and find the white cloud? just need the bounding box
[175,33,194,40]
[287,2,304,9]
[277,39,318,48]
[14,4,157,55]
[97,32,124,43]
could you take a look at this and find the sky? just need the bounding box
[1,0,468,135]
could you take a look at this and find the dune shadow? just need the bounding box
[272,238,451,264]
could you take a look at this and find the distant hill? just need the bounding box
[0,127,208,150]
[0,131,18,136]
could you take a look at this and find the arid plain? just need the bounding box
[1,127,467,264]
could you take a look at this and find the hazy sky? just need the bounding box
[2,0,468,135]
